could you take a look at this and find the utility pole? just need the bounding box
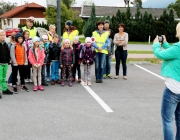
[57,0,61,38]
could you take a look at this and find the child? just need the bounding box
[7,32,16,86]
[47,24,56,42]
[72,36,83,83]
[60,39,75,86]
[0,30,13,98]
[23,30,33,83]
[28,36,45,91]
[49,34,61,85]
[80,37,96,86]
[10,32,29,93]
[42,34,50,82]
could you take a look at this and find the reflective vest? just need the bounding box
[22,26,37,38]
[62,30,79,43]
[47,33,53,42]
[92,31,109,54]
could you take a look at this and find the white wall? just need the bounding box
[1,18,47,29]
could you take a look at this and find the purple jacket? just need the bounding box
[81,44,96,65]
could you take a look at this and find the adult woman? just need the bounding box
[113,24,128,80]
[92,21,109,83]
[62,20,79,43]
[152,23,180,140]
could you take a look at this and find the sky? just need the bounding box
[6,0,175,8]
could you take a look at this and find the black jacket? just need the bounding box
[60,48,75,65]
[72,42,83,62]
[49,43,61,62]
[0,42,10,64]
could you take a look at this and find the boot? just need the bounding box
[3,89,13,95]
[61,81,65,86]
[69,81,72,87]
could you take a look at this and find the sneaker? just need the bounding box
[123,76,127,80]
[47,78,50,82]
[13,87,18,94]
[99,80,103,83]
[107,75,113,79]
[78,78,81,83]
[69,81,72,87]
[61,81,65,86]
[88,81,91,86]
[72,78,75,82]
[25,79,29,83]
[42,82,48,86]
[21,86,29,92]
[103,75,106,79]
[7,83,12,86]
[114,76,119,79]
[3,89,13,95]
[84,82,87,86]
[51,80,55,85]
[38,85,44,91]
[29,79,33,83]
[33,86,38,91]
[56,80,61,84]
[96,80,99,83]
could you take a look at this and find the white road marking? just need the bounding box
[76,76,113,113]
[134,64,165,80]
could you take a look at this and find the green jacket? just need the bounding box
[152,41,180,82]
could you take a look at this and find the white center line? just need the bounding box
[76,75,113,113]
[134,64,165,80]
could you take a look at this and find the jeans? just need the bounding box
[95,53,106,80]
[161,87,180,140]
[41,65,46,83]
[115,49,128,76]
[51,61,60,81]
[24,65,31,79]
[12,65,25,87]
[103,55,111,75]
[72,62,81,79]
[46,64,50,79]
[0,64,8,91]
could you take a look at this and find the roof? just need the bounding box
[80,6,178,19]
[0,2,45,18]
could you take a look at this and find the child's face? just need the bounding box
[43,39,48,43]
[0,32,5,42]
[34,41,40,47]
[73,40,78,44]
[53,37,58,43]
[86,42,91,46]
[64,42,70,48]
[18,37,23,44]
[24,32,29,39]
[50,28,56,34]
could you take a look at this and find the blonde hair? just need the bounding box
[61,39,73,50]
[49,24,56,30]
[53,34,59,39]
[176,22,180,40]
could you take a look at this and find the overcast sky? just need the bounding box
[6,0,174,8]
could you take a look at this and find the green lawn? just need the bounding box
[128,50,153,54]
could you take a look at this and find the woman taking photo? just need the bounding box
[153,23,180,140]
[113,23,128,80]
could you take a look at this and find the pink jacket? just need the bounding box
[28,47,45,66]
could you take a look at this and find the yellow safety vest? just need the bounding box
[62,30,79,43]
[47,33,53,42]
[92,31,109,54]
[22,26,37,38]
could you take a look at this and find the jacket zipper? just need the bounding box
[66,49,68,65]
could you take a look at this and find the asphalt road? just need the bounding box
[0,64,166,140]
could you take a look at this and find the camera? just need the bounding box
[158,36,164,43]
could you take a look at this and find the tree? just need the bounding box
[168,0,180,17]
[0,1,17,15]
[62,0,76,9]
[84,3,97,37]
[131,0,142,8]
[83,0,93,5]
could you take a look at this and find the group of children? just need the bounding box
[0,27,97,98]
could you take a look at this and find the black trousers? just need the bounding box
[12,65,25,87]
[24,65,31,79]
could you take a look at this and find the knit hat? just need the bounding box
[73,36,79,41]
[42,35,48,40]
[15,32,24,43]
[65,20,73,26]
[63,39,71,44]
[104,20,110,24]
[32,36,40,43]
[85,37,92,43]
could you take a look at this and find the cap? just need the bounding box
[104,20,110,24]
[27,16,34,21]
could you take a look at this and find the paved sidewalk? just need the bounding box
[128,54,156,58]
